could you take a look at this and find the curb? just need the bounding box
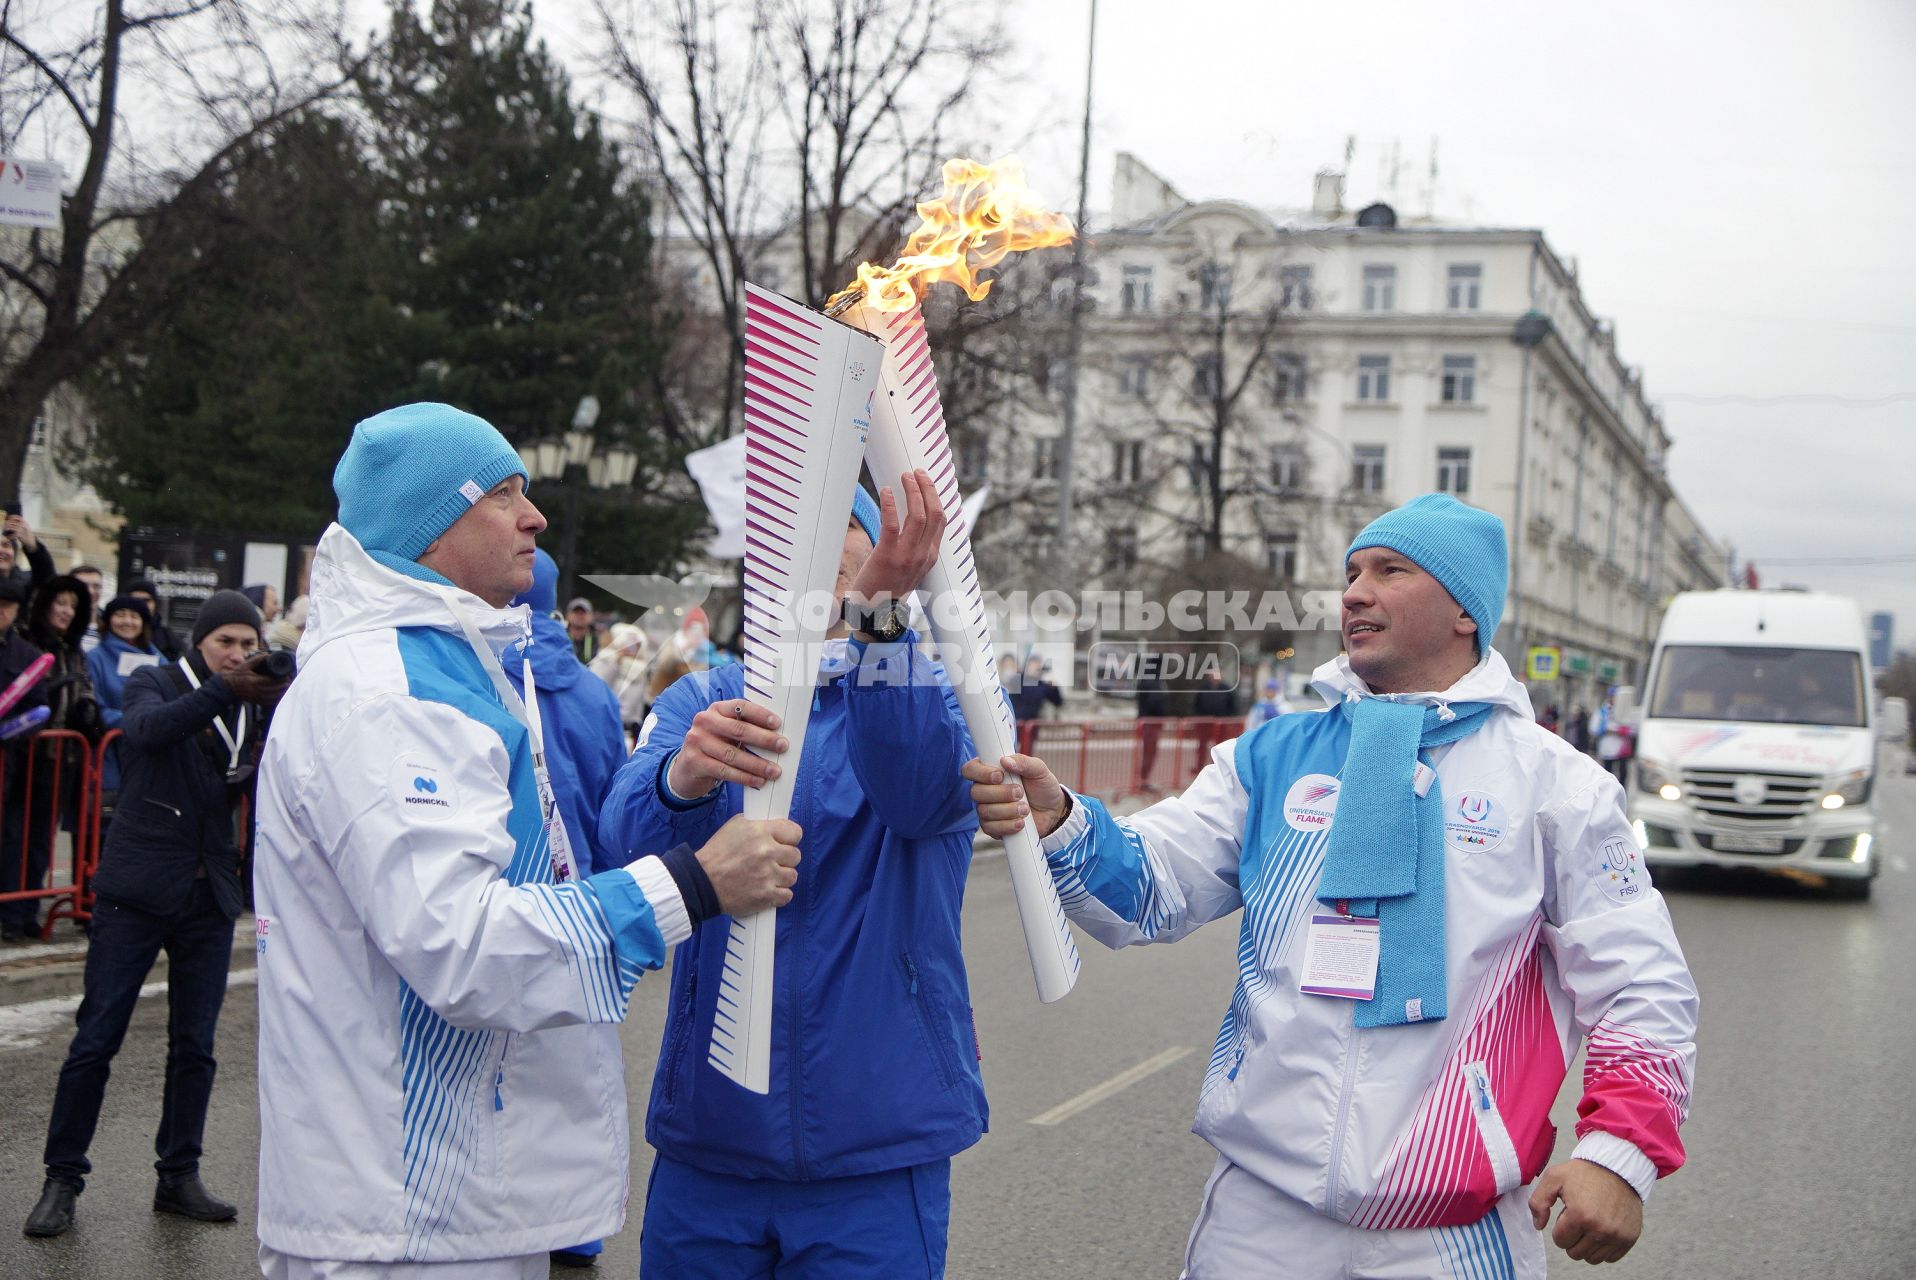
[0,914,257,1007]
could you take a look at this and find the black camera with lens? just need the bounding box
[257,649,296,682]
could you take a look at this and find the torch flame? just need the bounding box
[829,156,1076,314]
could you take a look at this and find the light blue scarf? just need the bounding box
[1316,695,1495,1028]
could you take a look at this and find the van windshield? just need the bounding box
[1649,645,1865,727]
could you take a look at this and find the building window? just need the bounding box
[1272,352,1308,403]
[1447,263,1482,311]
[1278,263,1314,310]
[1193,353,1222,400]
[1033,436,1059,480]
[1111,440,1144,484]
[1437,446,1471,497]
[1361,264,1396,312]
[1116,355,1151,397]
[1198,262,1232,312]
[1351,444,1387,494]
[1265,532,1299,581]
[1106,526,1139,572]
[1356,354,1391,402]
[958,434,989,485]
[1440,354,1477,404]
[1271,443,1307,492]
[1121,264,1154,314]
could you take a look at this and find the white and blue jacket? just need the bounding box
[252,525,691,1264]
[1043,651,1697,1232]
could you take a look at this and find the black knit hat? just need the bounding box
[0,576,27,605]
[102,594,153,630]
[191,590,264,647]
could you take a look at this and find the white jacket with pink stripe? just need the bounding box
[1040,649,1697,1228]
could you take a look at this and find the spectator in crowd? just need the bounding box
[265,594,309,653]
[1135,673,1169,792]
[599,473,984,1279]
[1243,676,1292,729]
[0,575,52,942]
[645,644,692,718]
[71,566,106,654]
[502,549,628,1269]
[1,511,55,599]
[1009,655,1063,724]
[242,583,281,626]
[587,622,654,739]
[1192,667,1238,718]
[0,576,101,941]
[22,591,290,1239]
[84,594,164,810]
[565,595,600,663]
[122,579,183,662]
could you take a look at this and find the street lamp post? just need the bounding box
[516,395,641,607]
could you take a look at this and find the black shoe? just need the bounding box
[23,1179,77,1238]
[551,1249,599,1269]
[152,1176,237,1223]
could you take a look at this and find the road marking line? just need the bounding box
[1028,1046,1193,1126]
[0,967,257,1051]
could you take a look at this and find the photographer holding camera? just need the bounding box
[23,590,291,1239]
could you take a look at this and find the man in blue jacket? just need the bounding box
[503,550,626,1270]
[600,470,982,1279]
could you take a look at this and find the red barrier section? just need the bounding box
[0,728,104,939]
[1017,717,1242,805]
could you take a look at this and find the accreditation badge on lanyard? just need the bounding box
[176,657,249,773]
[520,659,580,884]
[430,584,579,884]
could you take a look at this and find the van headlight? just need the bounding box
[1821,769,1871,810]
[1637,759,1679,800]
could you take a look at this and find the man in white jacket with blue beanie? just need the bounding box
[253,402,803,1279]
[966,493,1697,1278]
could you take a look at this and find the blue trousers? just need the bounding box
[41,880,235,1191]
[640,1155,951,1279]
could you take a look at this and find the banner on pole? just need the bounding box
[0,157,62,230]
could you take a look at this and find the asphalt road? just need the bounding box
[3,773,1913,1279]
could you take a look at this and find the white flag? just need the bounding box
[684,433,747,559]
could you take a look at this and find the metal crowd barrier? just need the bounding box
[0,728,115,940]
[1015,717,1244,803]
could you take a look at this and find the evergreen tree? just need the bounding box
[362,0,697,585]
[79,115,409,536]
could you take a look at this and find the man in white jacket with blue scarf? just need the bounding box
[966,494,1698,1279]
[253,403,803,1279]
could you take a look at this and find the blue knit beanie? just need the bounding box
[850,484,881,546]
[1347,493,1508,656]
[333,403,529,573]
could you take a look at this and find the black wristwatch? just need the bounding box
[843,596,911,643]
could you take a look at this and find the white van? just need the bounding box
[1624,590,1903,899]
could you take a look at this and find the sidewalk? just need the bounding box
[0,914,257,1007]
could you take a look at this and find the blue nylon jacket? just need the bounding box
[598,634,988,1180]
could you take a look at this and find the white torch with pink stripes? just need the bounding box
[843,300,1082,1004]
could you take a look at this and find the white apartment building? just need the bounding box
[966,153,1726,710]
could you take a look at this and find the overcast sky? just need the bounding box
[545,0,1916,642]
[961,0,1914,648]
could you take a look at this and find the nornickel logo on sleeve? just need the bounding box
[388,757,457,821]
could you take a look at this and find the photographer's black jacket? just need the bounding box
[88,658,252,919]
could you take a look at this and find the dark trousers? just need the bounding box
[42,880,235,1191]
